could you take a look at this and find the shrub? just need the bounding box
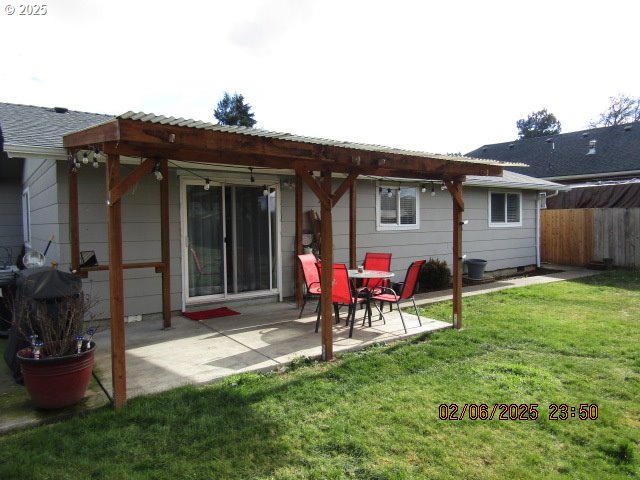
[420,258,451,290]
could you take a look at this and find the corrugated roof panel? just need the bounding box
[113,111,524,167]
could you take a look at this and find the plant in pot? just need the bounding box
[11,278,98,410]
[419,258,452,291]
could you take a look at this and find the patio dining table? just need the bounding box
[347,269,395,326]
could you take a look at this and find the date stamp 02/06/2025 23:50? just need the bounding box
[439,403,599,421]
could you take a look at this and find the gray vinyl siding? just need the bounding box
[55,162,182,319]
[280,179,538,297]
[22,158,62,258]
[20,159,538,318]
[0,181,23,261]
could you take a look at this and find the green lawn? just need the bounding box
[0,270,638,479]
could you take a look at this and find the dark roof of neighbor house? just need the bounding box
[466,122,640,181]
[0,102,113,149]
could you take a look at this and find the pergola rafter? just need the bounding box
[64,115,519,408]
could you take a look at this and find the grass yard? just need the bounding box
[0,270,638,479]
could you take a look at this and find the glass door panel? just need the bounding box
[229,185,271,293]
[186,185,224,297]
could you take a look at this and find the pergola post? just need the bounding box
[68,164,80,272]
[294,173,304,307]
[106,154,127,408]
[446,178,465,329]
[349,180,357,269]
[159,158,171,329]
[319,170,334,360]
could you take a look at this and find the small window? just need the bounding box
[489,191,521,227]
[22,187,31,246]
[376,185,419,230]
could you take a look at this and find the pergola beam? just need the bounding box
[65,119,505,180]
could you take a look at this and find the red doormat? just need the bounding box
[182,307,240,321]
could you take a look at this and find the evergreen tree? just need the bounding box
[214,92,257,127]
[516,109,561,139]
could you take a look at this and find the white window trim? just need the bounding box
[22,187,31,247]
[488,190,522,228]
[375,184,420,231]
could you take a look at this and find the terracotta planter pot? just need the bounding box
[17,343,96,409]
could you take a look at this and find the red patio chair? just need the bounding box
[371,260,426,333]
[361,252,392,293]
[315,263,371,338]
[297,253,321,318]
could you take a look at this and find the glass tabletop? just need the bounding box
[347,269,395,279]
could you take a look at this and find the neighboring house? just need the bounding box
[466,122,640,208]
[1,102,562,319]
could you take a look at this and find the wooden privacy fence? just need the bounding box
[541,208,640,267]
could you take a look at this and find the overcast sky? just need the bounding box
[2,0,639,154]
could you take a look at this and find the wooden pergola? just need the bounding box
[64,113,510,408]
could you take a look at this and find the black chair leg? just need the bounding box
[412,297,422,326]
[396,300,407,333]
[334,303,341,324]
[349,304,356,338]
[299,295,308,319]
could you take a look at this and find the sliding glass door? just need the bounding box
[183,181,278,304]
[185,185,225,297]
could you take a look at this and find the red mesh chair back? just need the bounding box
[298,254,320,293]
[399,260,425,299]
[315,263,353,304]
[362,252,392,288]
[331,264,353,305]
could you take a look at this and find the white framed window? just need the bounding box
[376,184,419,230]
[22,187,31,246]
[489,191,522,227]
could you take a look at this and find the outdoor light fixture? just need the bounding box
[421,184,427,193]
[91,147,101,168]
[460,219,469,225]
[387,188,393,198]
[82,152,89,164]
[249,167,255,183]
[262,185,269,197]
[153,161,163,181]
[431,182,436,196]
[204,178,210,191]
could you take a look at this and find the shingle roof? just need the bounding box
[466,122,640,180]
[0,102,113,148]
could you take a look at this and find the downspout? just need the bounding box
[535,193,541,268]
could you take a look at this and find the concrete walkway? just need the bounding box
[0,265,598,432]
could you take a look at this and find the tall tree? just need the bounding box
[590,94,640,127]
[516,109,561,139]
[214,92,257,127]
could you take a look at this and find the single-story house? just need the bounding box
[3,101,569,407]
[1,102,563,318]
